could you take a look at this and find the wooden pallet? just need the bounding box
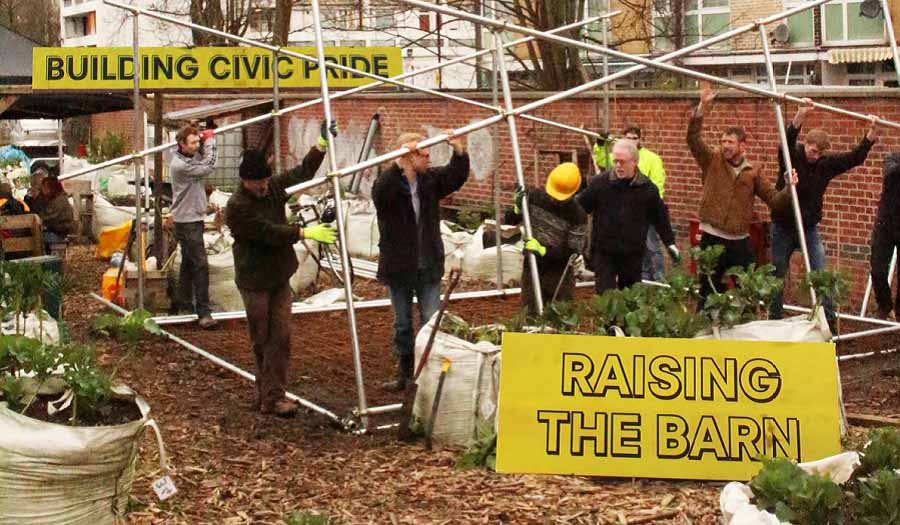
[0,214,43,258]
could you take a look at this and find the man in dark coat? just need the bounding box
[225,122,337,417]
[770,98,877,324]
[577,139,679,294]
[373,130,469,390]
[871,152,900,320]
[511,162,587,315]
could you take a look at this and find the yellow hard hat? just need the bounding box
[545,162,581,201]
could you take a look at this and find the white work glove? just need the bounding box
[667,244,681,263]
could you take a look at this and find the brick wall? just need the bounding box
[91,90,900,312]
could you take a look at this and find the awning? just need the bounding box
[827,46,894,64]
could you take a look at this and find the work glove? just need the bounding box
[318,119,339,148]
[667,244,681,263]
[513,184,524,214]
[304,223,337,244]
[524,238,546,257]
[200,128,215,141]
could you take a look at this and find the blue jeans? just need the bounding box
[642,225,665,281]
[388,271,442,358]
[769,222,833,322]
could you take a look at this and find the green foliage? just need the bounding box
[91,309,160,345]
[802,270,850,322]
[727,263,783,318]
[0,375,25,411]
[860,427,900,475]
[61,344,112,423]
[858,469,900,524]
[455,205,484,231]
[537,301,580,333]
[87,132,127,164]
[749,457,845,524]
[691,244,725,281]
[456,421,497,470]
[284,511,329,525]
[3,262,57,335]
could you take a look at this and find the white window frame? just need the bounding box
[781,0,817,46]
[822,0,886,46]
[684,0,731,47]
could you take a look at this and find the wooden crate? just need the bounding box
[0,214,43,258]
[122,269,171,313]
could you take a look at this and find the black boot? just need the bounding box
[382,354,414,391]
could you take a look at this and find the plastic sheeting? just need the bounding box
[412,315,501,447]
[1,311,60,345]
[0,385,164,525]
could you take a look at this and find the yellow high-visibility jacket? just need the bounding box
[592,143,667,198]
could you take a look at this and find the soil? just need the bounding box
[22,395,143,427]
[55,244,900,524]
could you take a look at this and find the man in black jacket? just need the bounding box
[225,122,337,417]
[373,130,469,390]
[871,152,900,319]
[577,139,679,294]
[770,99,877,323]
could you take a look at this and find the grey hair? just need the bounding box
[612,138,639,161]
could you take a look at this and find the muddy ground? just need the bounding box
[59,245,900,524]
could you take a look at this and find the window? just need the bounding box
[375,10,394,30]
[651,0,729,51]
[823,0,885,44]
[846,60,897,85]
[249,7,275,33]
[65,12,95,38]
[782,0,816,45]
[684,0,730,47]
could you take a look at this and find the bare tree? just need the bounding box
[0,0,59,46]
[144,0,255,45]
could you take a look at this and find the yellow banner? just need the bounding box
[31,47,402,90]
[495,333,841,480]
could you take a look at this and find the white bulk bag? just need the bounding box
[0,385,166,525]
[412,315,501,447]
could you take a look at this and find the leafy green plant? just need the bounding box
[0,375,25,411]
[727,263,783,319]
[859,427,900,475]
[86,132,127,164]
[748,457,845,524]
[4,262,57,337]
[61,344,112,424]
[13,340,62,413]
[455,205,484,231]
[691,244,725,290]
[456,421,497,470]
[537,301,580,333]
[802,270,849,323]
[91,309,161,376]
[857,469,900,524]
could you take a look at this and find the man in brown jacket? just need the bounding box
[225,122,338,417]
[688,81,794,306]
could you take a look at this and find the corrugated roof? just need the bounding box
[0,25,38,83]
[163,99,271,126]
[827,46,894,65]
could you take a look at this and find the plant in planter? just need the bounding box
[91,308,162,374]
[748,457,845,523]
[801,270,849,330]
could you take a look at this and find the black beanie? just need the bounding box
[239,150,271,180]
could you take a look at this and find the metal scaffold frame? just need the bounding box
[90,0,900,431]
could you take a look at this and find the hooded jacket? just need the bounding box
[577,170,675,265]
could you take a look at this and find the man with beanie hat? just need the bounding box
[170,123,218,328]
[225,120,338,417]
[510,162,588,315]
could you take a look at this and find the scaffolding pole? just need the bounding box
[310,0,370,430]
[493,32,543,312]
[62,12,605,183]
[400,0,900,131]
[131,9,144,309]
[758,24,817,306]
[272,48,282,176]
[882,0,900,87]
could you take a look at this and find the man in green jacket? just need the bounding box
[593,126,668,281]
[224,122,338,417]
